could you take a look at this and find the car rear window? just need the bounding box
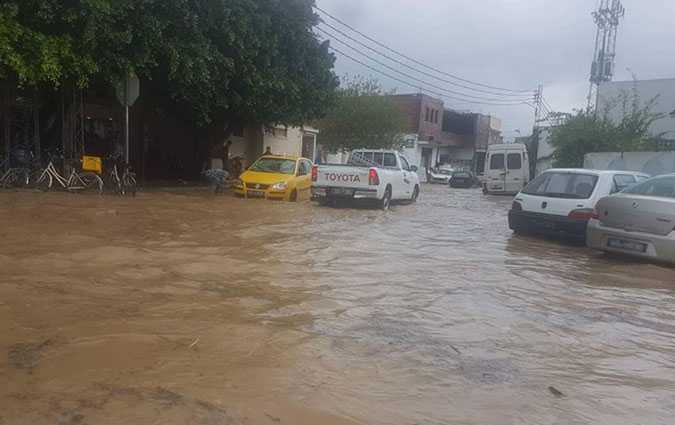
[489,153,504,170]
[623,176,675,198]
[522,172,599,199]
[350,152,396,168]
[507,153,522,170]
[383,153,397,167]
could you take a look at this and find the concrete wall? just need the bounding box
[584,151,675,176]
[598,79,675,140]
[262,126,304,157]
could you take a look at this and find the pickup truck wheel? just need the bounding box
[411,185,419,203]
[380,186,392,210]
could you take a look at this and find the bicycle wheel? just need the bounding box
[78,172,104,194]
[36,171,53,191]
[106,170,122,195]
[0,169,16,188]
[122,173,137,197]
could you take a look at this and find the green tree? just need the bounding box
[0,0,338,133]
[551,89,666,168]
[315,77,407,152]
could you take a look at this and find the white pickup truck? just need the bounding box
[311,150,420,209]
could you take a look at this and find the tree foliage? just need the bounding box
[551,89,666,168]
[315,77,407,152]
[0,0,338,129]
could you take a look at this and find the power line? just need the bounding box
[317,21,533,99]
[314,5,532,94]
[316,27,535,103]
[325,44,534,108]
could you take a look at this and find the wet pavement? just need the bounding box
[1,185,674,425]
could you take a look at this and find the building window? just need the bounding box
[433,110,438,124]
[425,107,430,122]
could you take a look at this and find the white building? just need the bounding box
[228,125,319,166]
[597,78,675,143]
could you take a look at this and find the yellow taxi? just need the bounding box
[233,155,313,201]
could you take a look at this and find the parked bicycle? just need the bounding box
[35,158,104,194]
[108,162,137,196]
[0,166,32,188]
[0,146,37,189]
[103,153,137,196]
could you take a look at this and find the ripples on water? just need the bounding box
[261,185,675,425]
[1,186,674,425]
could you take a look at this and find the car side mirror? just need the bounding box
[410,165,418,172]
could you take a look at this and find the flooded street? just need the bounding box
[1,185,674,425]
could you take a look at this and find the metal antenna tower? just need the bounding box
[587,0,625,111]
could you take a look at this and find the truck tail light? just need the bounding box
[591,208,600,220]
[311,165,318,182]
[568,208,595,221]
[368,169,380,186]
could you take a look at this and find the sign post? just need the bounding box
[115,72,140,163]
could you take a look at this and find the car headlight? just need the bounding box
[233,179,244,188]
[271,182,288,191]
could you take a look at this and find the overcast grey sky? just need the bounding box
[315,0,675,139]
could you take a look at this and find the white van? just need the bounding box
[483,143,530,195]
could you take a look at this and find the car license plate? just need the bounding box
[330,188,354,196]
[607,238,647,253]
[247,190,265,198]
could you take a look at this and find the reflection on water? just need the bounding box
[1,186,674,425]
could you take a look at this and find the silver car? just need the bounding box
[587,174,675,265]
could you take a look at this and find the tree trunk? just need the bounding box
[33,90,41,166]
[2,83,11,171]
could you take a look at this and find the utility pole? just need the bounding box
[530,84,544,179]
[587,0,625,112]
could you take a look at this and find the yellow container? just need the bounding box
[82,155,102,174]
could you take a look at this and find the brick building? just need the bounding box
[388,93,502,175]
[388,94,461,175]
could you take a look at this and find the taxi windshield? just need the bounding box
[249,158,296,174]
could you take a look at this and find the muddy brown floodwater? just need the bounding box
[1,185,675,425]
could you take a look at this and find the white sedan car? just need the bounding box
[428,168,453,184]
[509,169,648,241]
